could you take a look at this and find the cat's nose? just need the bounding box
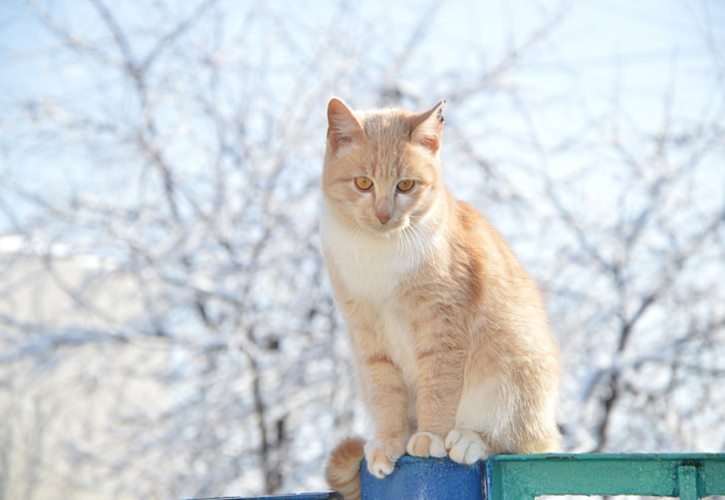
[376,210,392,225]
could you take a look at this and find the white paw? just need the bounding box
[445,428,488,464]
[406,431,447,458]
[364,438,405,479]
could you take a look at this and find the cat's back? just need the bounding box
[450,199,553,340]
[443,198,548,315]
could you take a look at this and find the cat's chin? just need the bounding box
[369,222,407,238]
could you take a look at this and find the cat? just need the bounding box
[320,98,561,499]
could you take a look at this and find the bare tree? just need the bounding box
[0,1,723,498]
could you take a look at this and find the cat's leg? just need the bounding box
[444,428,489,464]
[406,315,467,458]
[462,386,560,459]
[444,331,509,464]
[351,327,410,478]
[489,346,561,455]
[491,365,561,455]
[359,353,409,478]
[446,336,560,463]
[444,375,497,464]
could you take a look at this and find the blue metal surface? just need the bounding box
[360,455,483,500]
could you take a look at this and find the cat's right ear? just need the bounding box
[410,100,445,154]
[327,98,363,154]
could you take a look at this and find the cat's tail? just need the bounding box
[325,437,365,500]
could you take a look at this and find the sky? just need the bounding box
[1,0,722,107]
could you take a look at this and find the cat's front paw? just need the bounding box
[445,428,488,464]
[364,437,406,479]
[406,431,447,458]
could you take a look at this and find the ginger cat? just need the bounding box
[321,98,560,499]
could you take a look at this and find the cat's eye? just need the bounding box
[354,176,373,191]
[396,179,415,192]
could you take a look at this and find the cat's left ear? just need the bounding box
[410,100,445,154]
[327,97,364,154]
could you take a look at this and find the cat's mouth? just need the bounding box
[371,219,408,237]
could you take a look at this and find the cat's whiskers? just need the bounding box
[405,215,431,262]
[413,214,448,273]
[349,221,365,266]
[394,220,415,262]
[411,224,428,260]
[400,226,417,263]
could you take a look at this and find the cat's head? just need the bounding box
[322,98,446,235]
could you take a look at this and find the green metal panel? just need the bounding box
[486,453,725,500]
[678,465,698,500]
[701,459,725,496]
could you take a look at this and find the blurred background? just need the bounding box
[0,0,723,498]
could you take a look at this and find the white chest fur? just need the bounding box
[319,202,426,302]
[320,202,429,385]
[376,302,418,384]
